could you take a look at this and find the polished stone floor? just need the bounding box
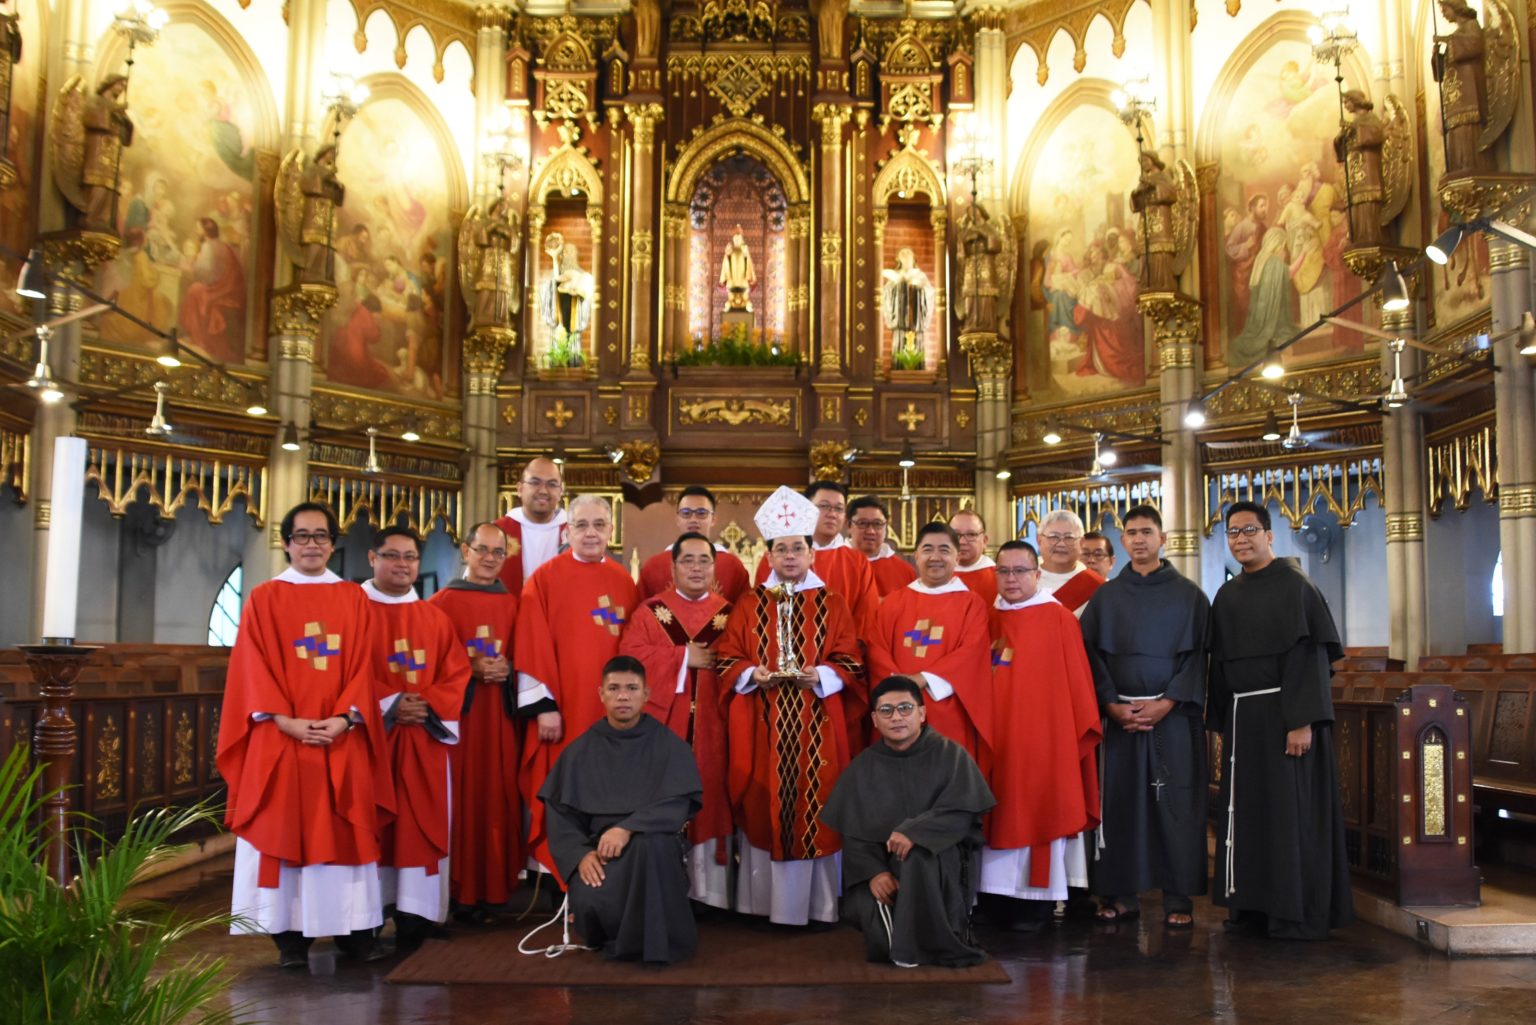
[149,857,1536,1025]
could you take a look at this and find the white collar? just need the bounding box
[994,590,1059,611]
[673,588,713,603]
[864,543,898,561]
[277,566,340,585]
[813,534,848,552]
[511,507,567,529]
[363,579,418,604]
[764,568,826,591]
[571,550,608,564]
[958,555,995,571]
[906,577,971,595]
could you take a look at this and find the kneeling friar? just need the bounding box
[821,676,996,968]
[538,655,704,965]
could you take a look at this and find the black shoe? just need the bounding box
[394,911,448,954]
[272,931,313,969]
[334,928,391,963]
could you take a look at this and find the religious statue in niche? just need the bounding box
[539,231,594,366]
[275,143,345,287]
[1333,90,1385,246]
[956,202,1006,336]
[719,226,756,312]
[881,247,933,368]
[1130,150,1178,292]
[50,74,134,233]
[460,197,521,332]
[1432,1,1491,177]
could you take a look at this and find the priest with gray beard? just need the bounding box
[538,655,703,965]
[821,676,996,968]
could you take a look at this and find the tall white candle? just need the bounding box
[41,435,87,642]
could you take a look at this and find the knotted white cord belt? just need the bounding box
[1224,687,1282,897]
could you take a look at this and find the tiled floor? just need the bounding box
[145,857,1536,1025]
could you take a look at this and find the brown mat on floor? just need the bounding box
[386,916,1010,987]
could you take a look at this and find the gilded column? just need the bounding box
[1139,293,1203,581]
[1380,303,1427,666]
[812,103,850,372]
[623,103,662,375]
[1489,237,1536,651]
[662,202,689,362]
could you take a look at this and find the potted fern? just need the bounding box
[0,747,245,1025]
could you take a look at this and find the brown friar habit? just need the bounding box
[821,725,996,967]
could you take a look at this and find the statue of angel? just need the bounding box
[459,197,522,331]
[1130,150,1179,291]
[275,143,345,286]
[1431,0,1517,176]
[50,74,134,233]
[1332,91,1386,246]
[956,201,1014,336]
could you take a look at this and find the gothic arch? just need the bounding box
[529,145,605,209]
[872,147,946,210]
[357,73,471,210]
[1008,78,1125,221]
[665,117,809,205]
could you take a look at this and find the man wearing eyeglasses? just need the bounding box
[637,486,751,603]
[820,676,995,968]
[493,455,569,594]
[752,480,880,636]
[1079,531,1116,579]
[515,494,640,876]
[363,526,471,952]
[951,509,998,606]
[1035,508,1105,618]
[867,522,994,766]
[220,502,392,968]
[980,541,1101,933]
[428,522,523,923]
[1079,505,1209,929]
[1209,501,1353,939]
[847,495,917,598]
[620,531,736,910]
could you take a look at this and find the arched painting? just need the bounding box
[1210,36,1363,367]
[0,0,44,319]
[94,18,262,364]
[1024,102,1145,399]
[324,95,455,399]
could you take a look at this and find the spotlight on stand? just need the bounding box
[841,446,860,464]
[280,422,302,451]
[1183,398,1207,429]
[1426,223,1466,266]
[604,444,624,464]
[897,440,916,469]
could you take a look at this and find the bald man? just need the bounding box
[494,456,569,594]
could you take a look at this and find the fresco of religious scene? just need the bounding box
[1422,25,1489,326]
[0,0,41,320]
[1214,40,1362,367]
[325,96,455,399]
[93,21,258,364]
[685,154,788,347]
[1025,103,1146,399]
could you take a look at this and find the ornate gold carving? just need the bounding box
[617,440,660,484]
[954,408,972,429]
[1500,482,1536,518]
[1340,243,1420,289]
[1203,360,1383,420]
[602,404,618,425]
[959,330,1010,380]
[631,229,654,276]
[271,283,338,344]
[1164,529,1200,556]
[36,230,120,284]
[1010,0,1139,86]
[821,397,841,422]
[502,403,518,425]
[896,402,927,431]
[1204,457,1385,534]
[0,427,28,502]
[1385,512,1425,542]
[853,407,869,427]
[1012,479,1163,536]
[544,399,577,430]
[1422,730,1447,837]
[820,232,842,268]
[1488,237,1532,270]
[699,0,777,42]
[677,396,793,427]
[1137,291,1201,348]
[629,394,650,421]
[810,440,852,482]
[1479,0,1520,151]
[309,471,463,541]
[95,714,122,800]
[1437,172,1536,222]
[1194,162,1220,197]
[1427,421,1497,515]
[624,102,665,147]
[173,709,195,785]
[79,443,267,527]
[707,56,771,117]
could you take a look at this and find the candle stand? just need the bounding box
[18,643,100,885]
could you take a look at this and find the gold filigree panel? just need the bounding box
[1203,458,1385,535]
[1012,478,1162,536]
[674,396,796,429]
[1,426,29,501]
[308,472,462,541]
[83,446,267,527]
[1427,420,1498,515]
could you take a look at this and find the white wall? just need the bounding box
[153,502,257,643]
[75,486,122,644]
[1425,493,1502,654]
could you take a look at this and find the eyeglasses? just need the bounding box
[376,550,420,563]
[955,531,985,541]
[814,502,846,514]
[288,531,335,546]
[1040,532,1081,543]
[1081,549,1111,559]
[520,477,563,491]
[468,544,507,558]
[677,507,713,518]
[874,702,919,718]
[995,566,1039,577]
[571,520,610,532]
[850,519,887,530]
[1225,525,1264,538]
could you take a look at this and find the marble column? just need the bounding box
[1140,294,1203,580]
[811,103,850,372]
[1380,303,1427,666]
[1489,237,1536,652]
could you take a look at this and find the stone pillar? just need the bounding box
[968,10,1009,524]
[474,7,510,201]
[282,0,329,151]
[1489,236,1536,652]
[972,11,1007,210]
[811,103,850,372]
[959,332,1010,540]
[1379,302,1428,666]
[1138,293,1202,580]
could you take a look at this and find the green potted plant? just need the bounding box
[0,747,244,1025]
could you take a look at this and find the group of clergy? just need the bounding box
[217,457,1354,973]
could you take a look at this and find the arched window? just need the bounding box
[1492,553,1504,618]
[208,564,243,647]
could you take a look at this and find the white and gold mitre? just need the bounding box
[754,485,818,541]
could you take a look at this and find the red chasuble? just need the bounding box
[638,547,750,604]
[218,579,390,883]
[868,552,918,598]
[515,552,639,873]
[957,565,999,607]
[753,543,881,636]
[428,582,523,905]
[867,584,995,765]
[987,597,1102,888]
[619,591,734,852]
[715,585,863,861]
[367,593,471,878]
[1042,565,1106,615]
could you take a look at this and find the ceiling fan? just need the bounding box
[0,305,111,402]
[1206,391,1357,453]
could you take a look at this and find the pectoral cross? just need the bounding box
[1150,778,1166,803]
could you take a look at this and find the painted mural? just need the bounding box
[94,20,258,364]
[325,96,454,399]
[0,0,42,319]
[1026,103,1145,399]
[1212,38,1362,367]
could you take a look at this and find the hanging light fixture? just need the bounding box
[1426,223,1466,266]
[1260,346,1285,380]
[400,415,421,442]
[154,332,182,368]
[15,248,48,300]
[994,463,1012,481]
[1517,311,1536,357]
[1378,263,1411,313]
[897,440,916,468]
[551,442,567,465]
[1261,410,1283,442]
[1383,338,1409,409]
[280,422,302,451]
[1041,417,1063,446]
[25,325,64,404]
[1183,397,1207,429]
[243,382,268,417]
[144,381,173,436]
[363,427,382,474]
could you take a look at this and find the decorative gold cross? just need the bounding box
[545,399,575,430]
[897,402,926,432]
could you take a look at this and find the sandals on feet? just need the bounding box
[1095,902,1139,922]
[1164,912,1194,930]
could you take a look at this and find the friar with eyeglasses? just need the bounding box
[363,526,471,952]
[1079,506,1210,929]
[428,521,523,922]
[978,541,1102,932]
[1208,501,1353,940]
[821,676,996,968]
[219,502,394,968]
